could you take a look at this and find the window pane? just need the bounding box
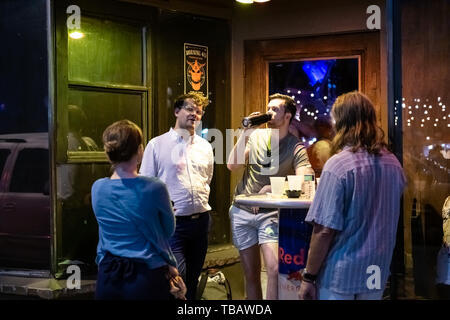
[68,89,142,150]
[269,58,359,176]
[68,16,143,86]
[400,0,450,299]
[0,149,10,178]
[57,163,111,265]
[10,148,49,193]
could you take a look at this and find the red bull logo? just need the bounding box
[279,247,305,266]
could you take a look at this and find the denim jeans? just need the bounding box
[169,212,210,300]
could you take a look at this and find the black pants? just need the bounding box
[95,252,171,300]
[169,212,210,300]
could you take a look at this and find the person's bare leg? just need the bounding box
[261,242,278,300]
[239,244,262,300]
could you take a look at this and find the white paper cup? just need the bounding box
[287,175,302,191]
[270,177,286,195]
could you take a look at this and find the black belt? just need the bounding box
[176,212,207,221]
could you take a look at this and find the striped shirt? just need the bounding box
[305,146,406,294]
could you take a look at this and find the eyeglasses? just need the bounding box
[182,105,205,116]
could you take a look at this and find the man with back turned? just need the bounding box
[298,91,406,300]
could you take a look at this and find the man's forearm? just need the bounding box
[227,129,250,170]
[305,224,336,275]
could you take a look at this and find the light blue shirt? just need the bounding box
[306,147,406,294]
[91,176,177,269]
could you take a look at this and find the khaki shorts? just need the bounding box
[228,205,279,251]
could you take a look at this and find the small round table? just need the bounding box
[234,193,311,209]
[234,194,313,300]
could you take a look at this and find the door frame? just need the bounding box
[244,31,380,120]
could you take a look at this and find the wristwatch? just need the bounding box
[301,269,317,284]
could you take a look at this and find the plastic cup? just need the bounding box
[287,175,302,191]
[270,177,286,195]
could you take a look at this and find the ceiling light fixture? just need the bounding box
[236,0,271,3]
[69,31,84,39]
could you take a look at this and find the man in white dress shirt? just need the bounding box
[140,92,213,300]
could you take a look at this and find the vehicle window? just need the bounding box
[0,149,11,178]
[9,148,49,193]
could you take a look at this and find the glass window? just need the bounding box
[0,149,10,178]
[57,163,111,264]
[68,16,143,86]
[400,0,450,300]
[269,58,358,140]
[9,148,49,193]
[67,89,143,150]
[269,58,359,177]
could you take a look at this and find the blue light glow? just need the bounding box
[302,60,334,86]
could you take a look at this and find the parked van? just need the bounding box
[0,133,50,269]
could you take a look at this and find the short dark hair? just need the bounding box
[174,92,209,111]
[269,93,296,123]
[102,119,143,164]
